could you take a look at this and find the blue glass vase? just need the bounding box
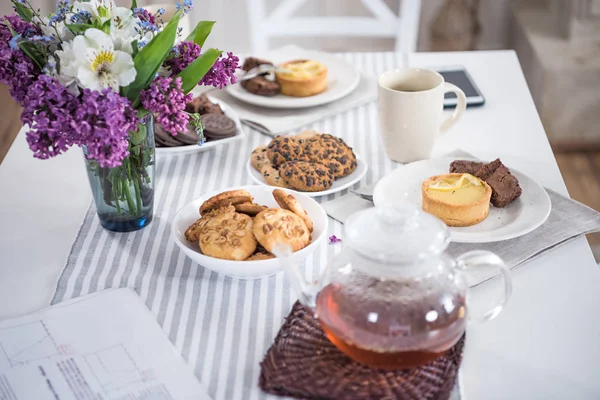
[84,113,156,232]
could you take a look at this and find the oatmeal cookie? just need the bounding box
[272,189,313,232]
[304,134,357,179]
[199,212,257,260]
[184,205,235,241]
[251,145,270,171]
[261,162,287,188]
[279,161,333,192]
[234,202,267,216]
[245,251,275,261]
[199,190,253,215]
[266,135,306,166]
[253,209,310,253]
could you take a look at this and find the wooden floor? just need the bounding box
[555,152,600,261]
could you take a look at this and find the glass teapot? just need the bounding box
[273,203,512,370]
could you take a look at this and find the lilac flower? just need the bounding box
[71,89,138,168]
[200,52,240,89]
[140,76,192,136]
[134,7,158,33]
[21,75,79,160]
[0,15,41,105]
[165,41,200,75]
[329,235,342,245]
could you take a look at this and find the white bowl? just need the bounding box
[171,185,329,279]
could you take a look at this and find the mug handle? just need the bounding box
[440,82,467,133]
[456,250,513,322]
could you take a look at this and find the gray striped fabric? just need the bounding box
[52,53,452,400]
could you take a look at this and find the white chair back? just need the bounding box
[247,0,421,54]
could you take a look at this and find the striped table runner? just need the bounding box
[52,53,453,400]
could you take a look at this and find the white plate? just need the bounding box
[246,156,368,197]
[226,48,361,109]
[156,96,244,156]
[373,157,552,243]
[171,185,328,279]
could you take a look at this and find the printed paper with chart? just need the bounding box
[0,288,210,400]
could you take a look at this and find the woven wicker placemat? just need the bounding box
[259,301,465,400]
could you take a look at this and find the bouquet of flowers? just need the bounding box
[1,0,239,231]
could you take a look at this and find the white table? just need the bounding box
[1,51,599,399]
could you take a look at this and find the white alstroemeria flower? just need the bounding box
[33,16,74,41]
[71,29,137,92]
[110,7,140,54]
[72,0,116,23]
[55,41,81,95]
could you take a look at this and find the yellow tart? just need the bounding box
[275,59,327,97]
[421,173,492,227]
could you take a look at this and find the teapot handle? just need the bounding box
[456,250,513,322]
[272,243,318,309]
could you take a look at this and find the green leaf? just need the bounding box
[185,21,216,48]
[100,19,111,34]
[65,23,94,34]
[130,125,147,146]
[18,41,46,70]
[123,9,184,107]
[176,48,222,94]
[131,40,139,58]
[131,0,138,11]
[13,2,33,22]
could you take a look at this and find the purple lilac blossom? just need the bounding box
[200,52,240,89]
[72,89,138,168]
[140,76,192,136]
[22,75,79,159]
[0,14,41,105]
[22,75,138,167]
[329,235,342,244]
[165,41,200,75]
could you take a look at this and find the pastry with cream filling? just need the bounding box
[422,173,492,227]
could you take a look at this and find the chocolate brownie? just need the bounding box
[242,57,273,72]
[241,76,280,96]
[266,136,306,166]
[449,160,484,175]
[474,159,522,207]
[186,94,224,115]
[279,161,333,192]
[303,134,357,179]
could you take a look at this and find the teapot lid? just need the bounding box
[344,201,450,262]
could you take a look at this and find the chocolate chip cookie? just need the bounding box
[253,209,310,253]
[303,134,357,179]
[279,161,333,192]
[266,136,306,166]
[260,162,287,188]
[251,145,270,171]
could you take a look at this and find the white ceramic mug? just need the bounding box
[377,68,467,163]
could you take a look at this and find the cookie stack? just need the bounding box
[185,189,313,261]
[251,131,357,192]
[156,94,237,148]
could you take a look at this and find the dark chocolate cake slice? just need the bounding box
[242,57,273,72]
[474,158,522,207]
[449,160,484,175]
